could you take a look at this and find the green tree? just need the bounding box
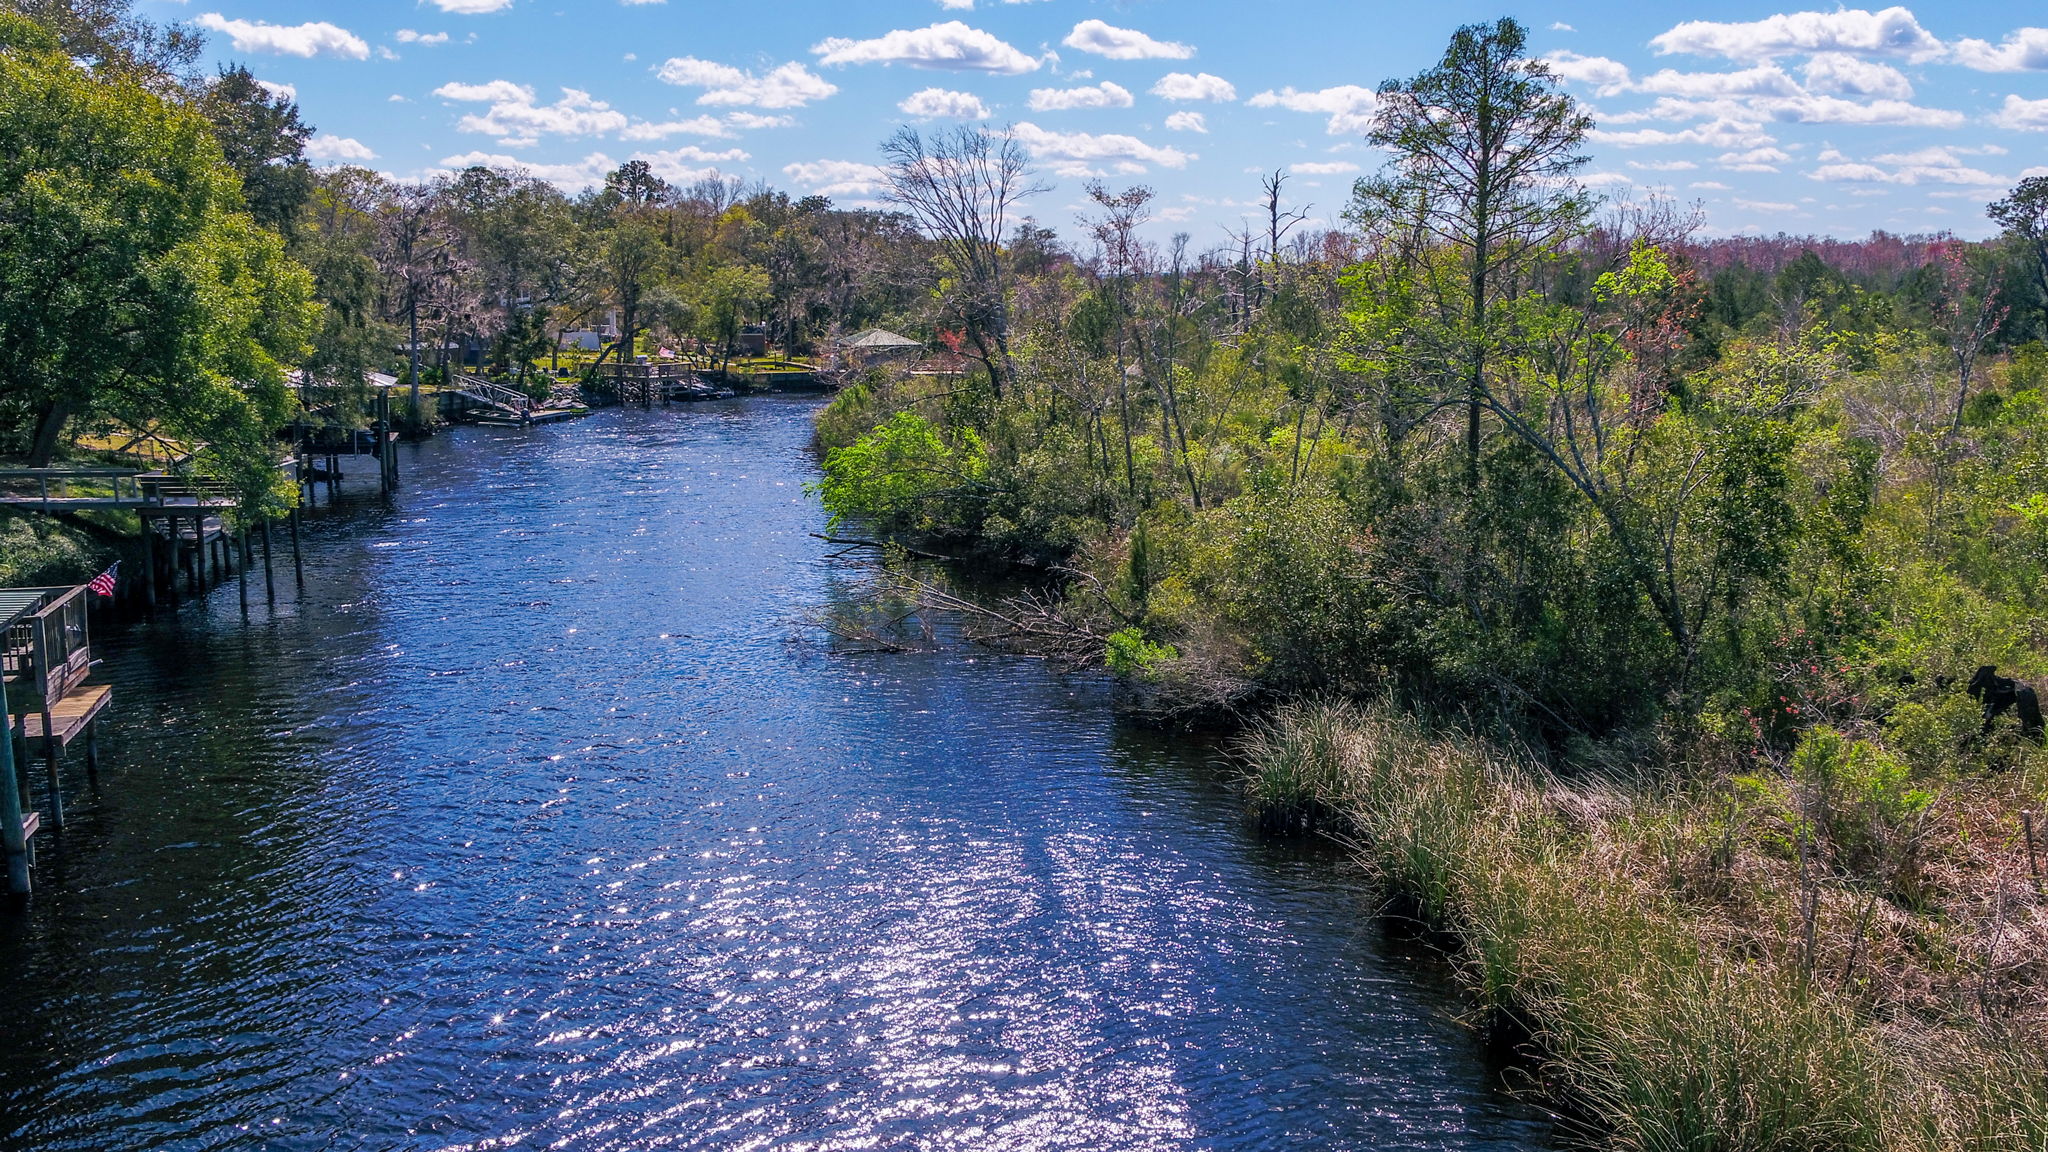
[0,16,314,507]
[5,0,201,92]
[1989,177,2048,337]
[599,160,674,374]
[297,166,398,389]
[196,64,313,237]
[1352,16,1593,490]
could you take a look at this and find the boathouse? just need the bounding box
[1,583,112,893]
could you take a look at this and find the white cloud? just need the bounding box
[454,88,630,142]
[1011,121,1192,173]
[1602,91,1962,131]
[655,58,837,108]
[1801,53,1912,98]
[426,0,514,12]
[1733,198,1801,213]
[1248,84,1377,135]
[1691,180,1733,190]
[1651,7,1944,62]
[1543,51,1632,97]
[812,22,1039,74]
[620,115,736,141]
[1718,145,1792,172]
[1627,159,1699,171]
[725,112,796,130]
[1062,19,1193,61]
[1953,29,2048,72]
[1633,64,1802,99]
[1808,151,2004,185]
[306,135,376,161]
[254,78,296,102]
[1149,72,1235,102]
[1992,94,2048,131]
[1163,110,1207,133]
[1291,160,1358,175]
[433,79,534,103]
[1028,81,1132,111]
[784,159,889,197]
[193,14,368,59]
[395,29,450,46]
[1591,117,1775,150]
[899,87,990,118]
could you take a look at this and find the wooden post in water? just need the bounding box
[163,518,179,607]
[289,508,305,589]
[262,519,276,604]
[237,527,250,616]
[140,519,157,610]
[0,678,30,895]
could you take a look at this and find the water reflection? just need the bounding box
[0,398,1547,1151]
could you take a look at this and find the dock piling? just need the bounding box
[0,681,29,895]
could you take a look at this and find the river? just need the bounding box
[0,397,1548,1151]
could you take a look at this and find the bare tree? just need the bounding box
[880,125,1045,398]
[1260,169,1310,302]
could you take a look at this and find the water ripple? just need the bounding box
[0,399,1546,1151]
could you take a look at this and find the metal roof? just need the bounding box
[0,588,53,630]
[838,328,923,349]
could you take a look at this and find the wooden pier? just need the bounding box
[0,467,305,611]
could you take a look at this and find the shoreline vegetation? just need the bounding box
[1242,701,2047,1150]
[806,17,2048,1151]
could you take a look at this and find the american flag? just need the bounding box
[88,563,118,597]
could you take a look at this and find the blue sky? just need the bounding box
[150,1,2048,242]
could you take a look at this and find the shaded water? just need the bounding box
[0,398,1547,1151]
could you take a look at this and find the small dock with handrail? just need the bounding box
[447,374,588,425]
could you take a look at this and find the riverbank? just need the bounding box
[1244,701,2048,1150]
[810,359,2048,1148]
[0,507,129,588]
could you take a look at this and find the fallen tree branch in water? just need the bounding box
[810,533,955,563]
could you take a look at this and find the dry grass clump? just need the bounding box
[1239,699,2048,1152]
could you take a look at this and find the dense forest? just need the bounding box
[8,0,2048,1146]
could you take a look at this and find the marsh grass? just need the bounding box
[1241,699,2048,1152]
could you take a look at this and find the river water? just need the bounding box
[0,398,1546,1151]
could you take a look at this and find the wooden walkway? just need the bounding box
[20,682,110,755]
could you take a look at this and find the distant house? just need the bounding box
[833,329,925,371]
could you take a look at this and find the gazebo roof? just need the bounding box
[837,328,924,350]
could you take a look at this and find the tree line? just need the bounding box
[0,0,950,507]
[820,17,2048,747]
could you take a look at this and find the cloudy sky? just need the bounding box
[156,0,2048,241]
